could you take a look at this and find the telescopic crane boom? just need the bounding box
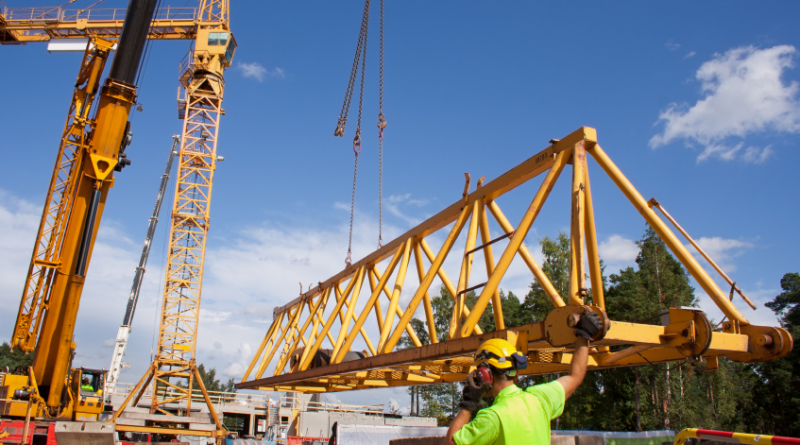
[2,0,159,421]
[107,136,179,396]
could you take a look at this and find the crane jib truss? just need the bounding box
[0,6,200,44]
[237,127,792,394]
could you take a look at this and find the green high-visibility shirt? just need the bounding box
[453,381,565,445]
[81,383,94,391]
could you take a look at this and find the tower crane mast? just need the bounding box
[107,136,180,396]
[110,1,234,441]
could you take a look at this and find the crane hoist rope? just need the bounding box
[336,0,386,267]
[378,0,385,249]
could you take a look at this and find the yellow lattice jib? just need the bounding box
[238,127,792,394]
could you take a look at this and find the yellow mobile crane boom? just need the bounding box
[1,3,235,437]
[2,0,160,422]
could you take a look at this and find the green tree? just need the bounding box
[600,225,697,431]
[0,342,34,372]
[194,363,237,393]
[522,233,570,322]
[739,272,800,435]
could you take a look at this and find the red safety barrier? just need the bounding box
[675,428,800,445]
[286,436,330,445]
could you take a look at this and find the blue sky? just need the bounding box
[1,1,799,411]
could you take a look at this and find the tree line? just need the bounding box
[399,226,800,435]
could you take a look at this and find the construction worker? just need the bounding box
[81,376,94,392]
[446,308,602,445]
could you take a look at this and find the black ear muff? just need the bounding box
[511,352,527,370]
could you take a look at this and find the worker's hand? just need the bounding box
[458,370,491,412]
[575,308,602,340]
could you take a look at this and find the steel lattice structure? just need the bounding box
[111,1,233,441]
[238,127,792,394]
[10,38,114,354]
[0,6,199,44]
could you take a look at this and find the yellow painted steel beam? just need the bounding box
[419,239,484,335]
[587,143,749,325]
[568,141,587,306]
[458,144,572,337]
[649,199,757,310]
[370,267,423,347]
[477,201,505,331]
[0,6,209,44]
[239,127,790,394]
[413,243,439,343]
[485,201,565,308]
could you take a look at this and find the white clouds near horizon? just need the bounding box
[650,45,800,163]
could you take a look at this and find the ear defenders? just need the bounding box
[476,363,493,386]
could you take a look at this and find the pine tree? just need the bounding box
[523,233,570,322]
[0,342,34,372]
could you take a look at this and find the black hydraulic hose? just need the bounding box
[107,0,159,85]
[75,189,102,277]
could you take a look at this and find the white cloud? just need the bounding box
[103,338,116,348]
[385,194,431,227]
[223,343,253,378]
[237,62,286,82]
[685,51,697,59]
[598,234,639,266]
[650,45,800,163]
[685,236,753,273]
[665,40,681,52]
[742,145,773,164]
[387,398,409,415]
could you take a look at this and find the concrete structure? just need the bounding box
[106,384,434,440]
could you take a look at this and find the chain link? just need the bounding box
[335,0,371,137]
[345,0,371,266]
[377,0,385,249]
[346,152,359,268]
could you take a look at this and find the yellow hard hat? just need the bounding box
[474,338,527,371]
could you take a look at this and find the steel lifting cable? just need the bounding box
[335,0,371,138]
[377,0,386,249]
[338,0,386,264]
[341,0,371,267]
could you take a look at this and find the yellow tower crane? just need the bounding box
[1,2,234,442]
[110,2,234,442]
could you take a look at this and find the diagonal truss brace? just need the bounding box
[238,127,793,393]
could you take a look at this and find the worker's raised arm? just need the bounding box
[557,309,602,399]
[557,336,589,399]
